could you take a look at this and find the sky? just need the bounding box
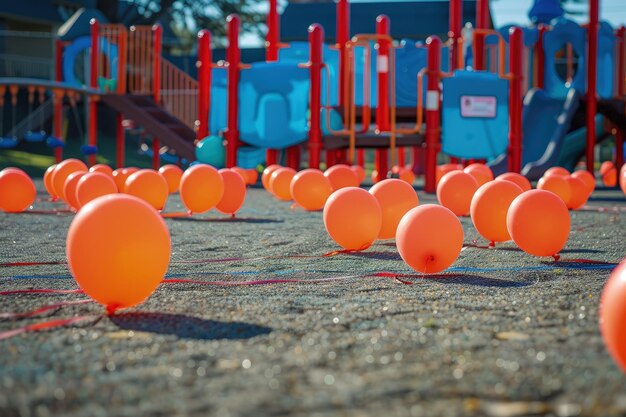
[241,0,626,47]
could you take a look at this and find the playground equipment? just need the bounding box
[1,0,625,190]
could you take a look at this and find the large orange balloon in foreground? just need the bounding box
[0,168,36,212]
[565,175,589,210]
[537,174,571,205]
[66,194,171,311]
[323,187,382,250]
[470,180,523,243]
[89,164,113,176]
[270,167,296,201]
[369,179,419,239]
[495,172,531,192]
[158,164,183,194]
[43,164,57,198]
[52,158,87,200]
[506,190,570,257]
[436,171,479,216]
[464,163,493,186]
[216,169,247,215]
[179,164,225,214]
[262,164,282,191]
[600,161,617,187]
[324,164,359,191]
[571,170,595,195]
[125,169,169,211]
[396,204,464,273]
[76,172,118,209]
[290,169,333,211]
[600,260,626,373]
[63,171,87,211]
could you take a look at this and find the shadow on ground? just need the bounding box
[110,312,272,340]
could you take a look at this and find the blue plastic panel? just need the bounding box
[442,70,509,159]
[543,18,586,98]
[209,68,228,134]
[238,62,310,149]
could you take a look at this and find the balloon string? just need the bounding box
[579,205,626,213]
[0,315,100,341]
[0,299,92,319]
[0,261,65,267]
[0,288,84,296]
[21,209,73,215]
[554,257,614,264]
[160,211,191,218]
[322,245,371,257]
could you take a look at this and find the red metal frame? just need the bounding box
[308,24,324,169]
[586,0,599,173]
[266,0,279,62]
[88,19,99,167]
[53,39,64,163]
[197,30,212,141]
[449,0,462,71]
[534,24,547,89]
[374,15,391,181]
[151,25,163,170]
[225,15,241,168]
[424,36,442,193]
[508,27,523,173]
[616,26,625,170]
[474,0,489,71]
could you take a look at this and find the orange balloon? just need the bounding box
[620,165,626,195]
[66,194,170,311]
[506,189,570,257]
[230,166,248,183]
[600,260,626,373]
[436,163,463,185]
[262,164,282,191]
[290,169,333,211]
[369,179,419,239]
[396,204,464,273]
[495,172,531,192]
[463,163,493,186]
[470,180,523,243]
[323,187,381,250]
[125,169,169,211]
[216,169,247,215]
[112,167,138,192]
[398,168,416,185]
[179,164,225,214]
[246,169,259,185]
[571,170,596,195]
[600,161,617,187]
[351,165,366,184]
[537,175,571,205]
[63,171,87,211]
[43,164,57,198]
[371,170,380,184]
[158,164,183,194]
[89,164,113,176]
[565,175,588,210]
[270,167,297,201]
[76,172,118,209]
[436,171,479,216]
[544,166,570,178]
[52,158,87,200]
[324,164,359,191]
[0,168,36,212]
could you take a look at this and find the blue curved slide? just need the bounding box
[490,87,580,180]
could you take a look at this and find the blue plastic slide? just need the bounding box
[557,115,605,171]
[489,87,580,179]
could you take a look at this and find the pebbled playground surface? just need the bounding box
[0,180,625,417]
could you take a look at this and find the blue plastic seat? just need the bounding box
[24,131,47,142]
[238,62,310,150]
[46,137,65,149]
[80,145,98,155]
[0,137,18,149]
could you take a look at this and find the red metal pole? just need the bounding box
[225,15,241,168]
[615,26,625,170]
[151,24,163,170]
[474,0,489,71]
[53,39,64,163]
[265,0,280,166]
[308,24,324,170]
[116,28,127,167]
[197,29,212,141]
[424,36,442,193]
[449,0,462,70]
[337,0,349,108]
[535,24,547,89]
[508,27,523,173]
[586,0,599,174]
[374,15,390,181]
[88,19,99,167]
[116,113,125,168]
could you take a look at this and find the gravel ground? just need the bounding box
[0,180,625,417]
